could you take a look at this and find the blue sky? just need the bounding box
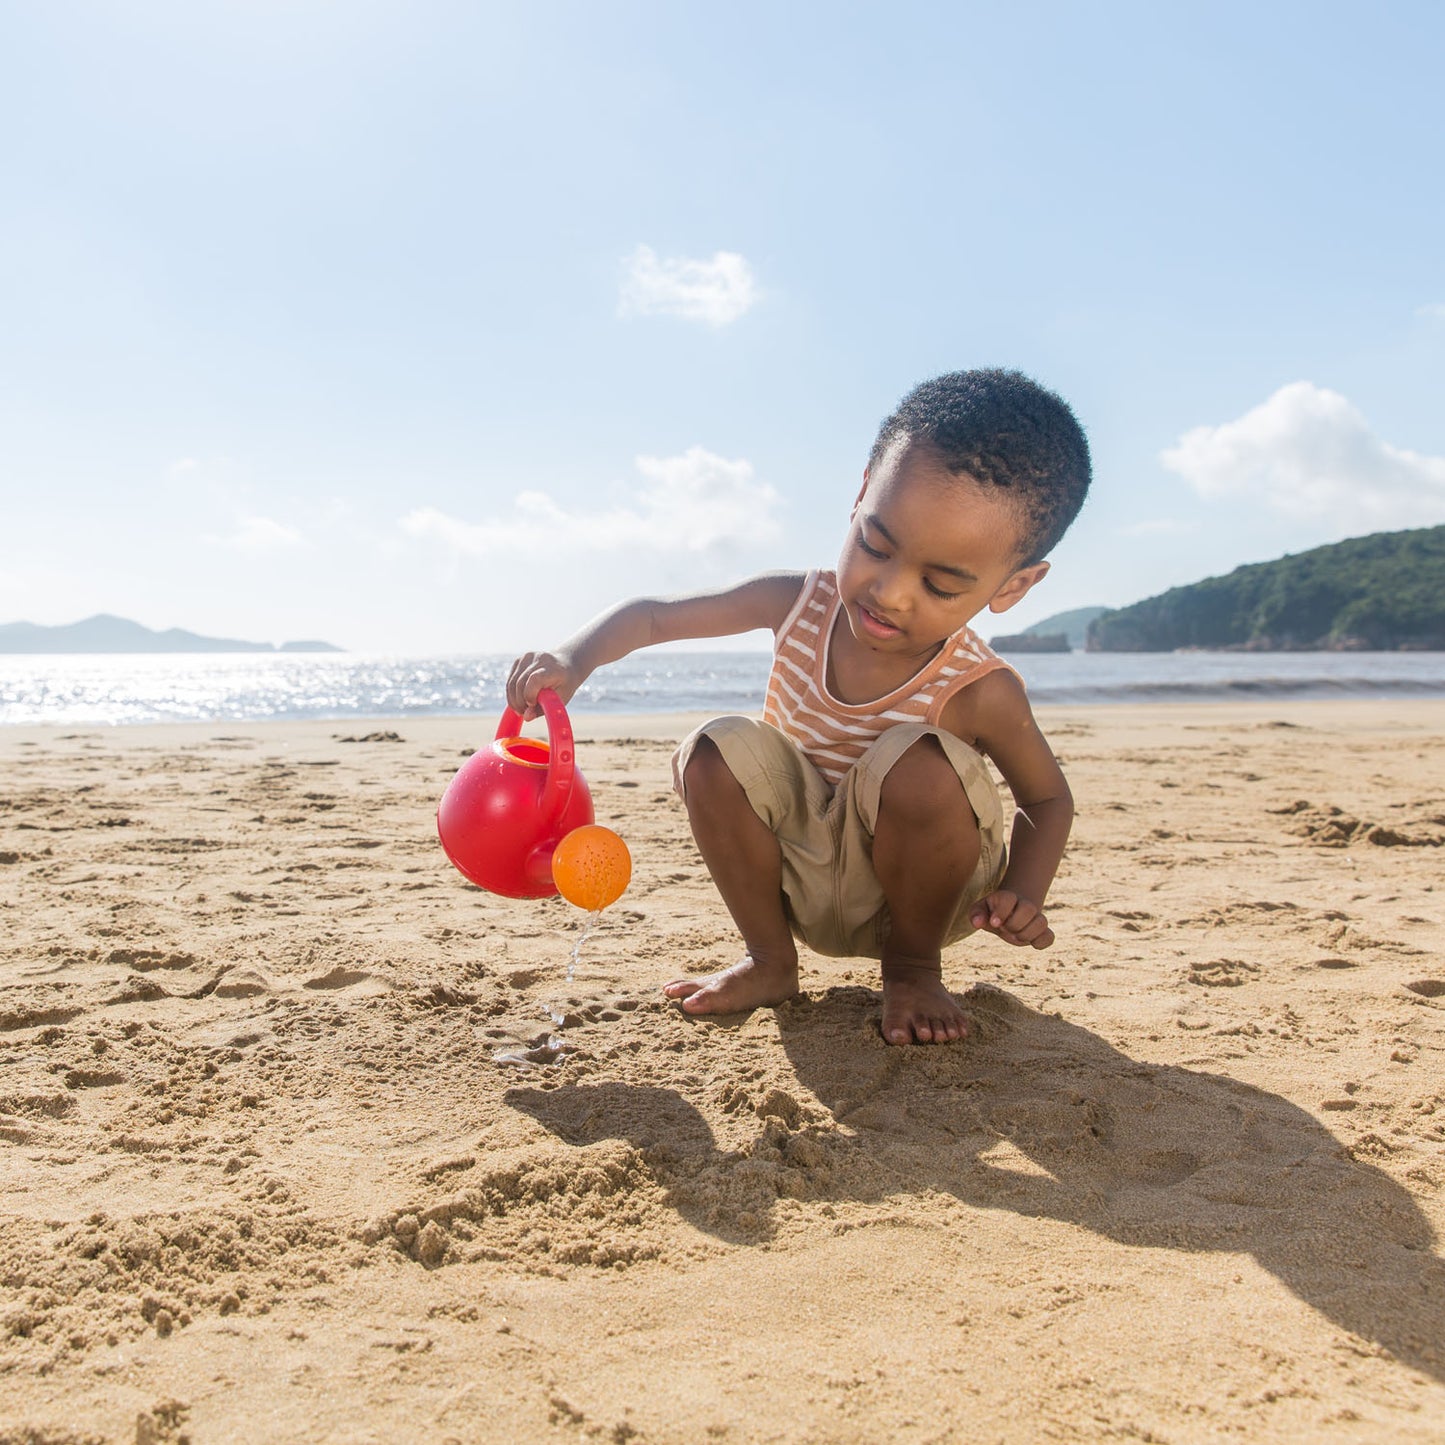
[3,1,1442,653]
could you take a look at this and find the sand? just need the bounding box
[2,700,1443,1444]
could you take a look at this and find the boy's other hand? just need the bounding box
[506,651,582,721]
[968,890,1055,949]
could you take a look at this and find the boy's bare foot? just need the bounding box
[880,959,969,1045]
[664,955,800,1015]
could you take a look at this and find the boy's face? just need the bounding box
[835,437,1049,659]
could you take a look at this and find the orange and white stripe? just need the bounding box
[763,569,1013,786]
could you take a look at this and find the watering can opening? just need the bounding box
[497,736,550,767]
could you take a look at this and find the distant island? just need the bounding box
[0,614,343,655]
[990,631,1070,654]
[1088,525,1445,652]
[990,605,1108,653]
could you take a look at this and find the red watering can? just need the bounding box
[437,689,594,899]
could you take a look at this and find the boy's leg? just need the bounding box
[664,736,801,1013]
[871,735,982,1045]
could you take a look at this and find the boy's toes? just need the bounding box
[662,979,701,999]
[883,1014,926,1045]
[880,1004,971,1045]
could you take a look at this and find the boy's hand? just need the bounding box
[969,890,1055,949]
[506,651,583,721]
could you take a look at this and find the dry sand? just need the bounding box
[2,700,1443,1444]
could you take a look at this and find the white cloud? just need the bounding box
[1419,302,1445,323]
[618,245,758,326]
[212,516,306,552]
[401,447,781,558]
[1161,382,1445,533]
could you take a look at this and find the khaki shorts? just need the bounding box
[672,716,1007,960]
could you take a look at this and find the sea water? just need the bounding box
[0,651,771,725]
[3,648,1445,727]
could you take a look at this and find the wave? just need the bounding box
[1027,674,1445,705]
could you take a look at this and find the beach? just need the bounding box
[2,701,1443,1443]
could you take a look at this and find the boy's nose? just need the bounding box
[869,565,909,611]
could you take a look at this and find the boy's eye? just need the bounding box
[924,577,963,600]
[857,537,886,559]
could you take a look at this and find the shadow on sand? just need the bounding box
[508,984,1443,1383]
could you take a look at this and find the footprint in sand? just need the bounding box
[0,1005,84,1032]
[63,1067,127,1090]
[104,976,171,1005]
[105,947,197,971]
[1188,958,1261,988]
[1116,1148,1202,1188]
[303,965,387,993]
[1404,979,1445,999]
[213,967,273,999]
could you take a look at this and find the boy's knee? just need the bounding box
[878,735,971,831]
[682,735,734,800]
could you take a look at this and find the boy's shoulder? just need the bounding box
[720,571,811,635]
[940,659,1041,748]
[753,570,811,611]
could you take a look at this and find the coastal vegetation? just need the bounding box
[1087,526,1445,652]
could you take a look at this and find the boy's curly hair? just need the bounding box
[868,369,1091,563]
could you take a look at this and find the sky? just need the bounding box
[3,0,1443,654]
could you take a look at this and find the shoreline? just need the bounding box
[3,694,1444,750]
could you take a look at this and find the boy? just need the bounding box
[507,369,1090,1046]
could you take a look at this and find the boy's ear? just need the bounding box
[851,468,869,516]
[987,561,1050,614]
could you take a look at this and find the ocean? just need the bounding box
[2,649,1444,727]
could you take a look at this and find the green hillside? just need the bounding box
[1087,525,1445,652]
[1021,606,1108,650]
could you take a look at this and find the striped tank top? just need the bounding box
[763,568,1014,786]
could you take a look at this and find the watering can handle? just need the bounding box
[495,688,575,829]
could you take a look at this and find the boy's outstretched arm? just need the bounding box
[506,572,804,719]
[943,670,1074,950]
